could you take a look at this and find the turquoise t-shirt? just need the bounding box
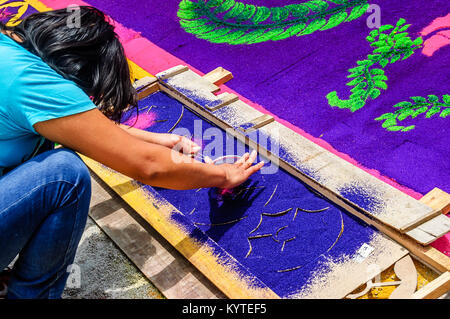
[0,33,96,176]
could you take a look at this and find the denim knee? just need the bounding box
[46,149,92,209]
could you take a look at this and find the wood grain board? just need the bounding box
[407,188,450,245]
[88,172,225,299]
[156,65,450,245]
[412,272,450,299]
[202,67,234,88]
[420,188,450,215]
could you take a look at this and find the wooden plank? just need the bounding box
[405,193,450,245]
[409,215,450,241]
[204,93,239,111]
[420,188,450,214]
[133,76,157,90]
[405,228,436,246]
[159,67,242,112]
[155,65,440,243]
[137,83,160,100]
[412,272,450,299]
[238,114,275,133]
[202,67,233,88]
[88,173,226,299]
[133,76,160,100]
[157,65,190,80]
[418,214,450,236]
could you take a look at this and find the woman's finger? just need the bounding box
[178,136,200,154]
[235,153,249,166]
[241,150,257,169]
[246,161,265,176]
[204,155,213,164]
[244,150,257,167]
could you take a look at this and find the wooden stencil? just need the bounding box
[156,65,450,245]
[79,71,411,299]
[82,66,449,298]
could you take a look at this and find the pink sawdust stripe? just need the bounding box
[39,0,422,200]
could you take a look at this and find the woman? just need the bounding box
[0,6,263,299]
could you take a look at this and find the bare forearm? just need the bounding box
[119,124,161,144]
[34,109,259,192]
[119,124,199,153]
[118,124,224,189]
[139,146,227,190]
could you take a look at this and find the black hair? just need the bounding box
[1,6,137,122]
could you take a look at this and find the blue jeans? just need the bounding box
[0,148,91,299]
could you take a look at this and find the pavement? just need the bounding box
[62,217,164,299]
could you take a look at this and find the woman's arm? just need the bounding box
[119,124,200,154]
[34,109,263,190]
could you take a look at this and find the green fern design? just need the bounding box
[177,0,370,44]
[374,95,450,132]
[326,18,423,112]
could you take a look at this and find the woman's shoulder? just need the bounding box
[0,33,48,82]
[0,32,39,63]
[1,34,82,95]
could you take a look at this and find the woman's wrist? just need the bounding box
[119,125,162,144]
[202,162,228,189]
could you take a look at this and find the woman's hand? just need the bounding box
[207,151,265,189]
[153,133,201,155]
[119,124,200,155]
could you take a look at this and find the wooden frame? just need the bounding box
[412,272,450,299]
[83,66,449,299]
[156,65,450,244]
[84,157,449,299]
